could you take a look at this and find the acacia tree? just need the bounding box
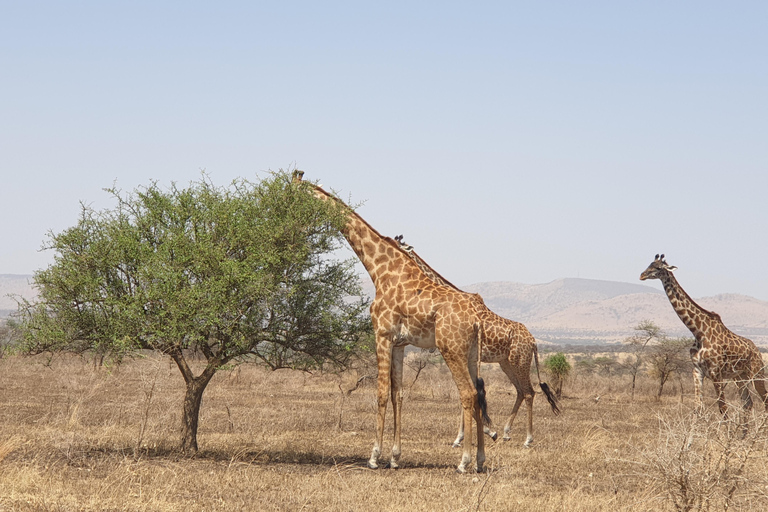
[14,172,371,453]
[623,320,663,400]
[647,337,692,400]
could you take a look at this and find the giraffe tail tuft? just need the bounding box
[539,382,561,416]
[475,377,492,426]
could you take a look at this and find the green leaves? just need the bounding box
[15,171,371,370]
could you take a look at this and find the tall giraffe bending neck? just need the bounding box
[294,171,488,473]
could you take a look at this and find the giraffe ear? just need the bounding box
[666,265,677,272]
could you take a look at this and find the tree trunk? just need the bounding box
[169,348,218,454]
[657,373,669,400]
[180,375,214,453]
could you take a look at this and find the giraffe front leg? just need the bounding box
[692,367,704,414]
[474,395,486,473]
[713,380,728,418]
[389,346,404,469]
[736,381,753,437]
[753,376,768,412]
[443,357,478,474]
[369,337,393,470]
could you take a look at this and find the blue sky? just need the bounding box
[1,2,767,300]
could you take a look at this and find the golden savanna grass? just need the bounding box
[1,353,768,511]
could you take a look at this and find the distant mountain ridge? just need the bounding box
[361,277,768,346]
[464,279,768,346]
[5,273,767,346]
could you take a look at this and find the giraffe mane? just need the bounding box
[666,271,722,321]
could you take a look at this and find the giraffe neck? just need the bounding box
[658,271,717,339]
[310,185,414,286]
[404,249,458,290]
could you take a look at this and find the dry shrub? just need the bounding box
[0,435,23,463]
[635,403,768,511]
[3,352,768,512]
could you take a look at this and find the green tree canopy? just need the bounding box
[14,171,372,452]
[543,352,571,398]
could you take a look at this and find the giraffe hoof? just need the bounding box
[489,432,498,442]
[476,465,485,474]
[452,442,461,449]
[502,436,511,442]
[367,461,379,470]
[455,466,467,474]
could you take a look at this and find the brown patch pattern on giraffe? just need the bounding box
[394,235,559,447]
[294,171,488,474]
[640,254,768,417]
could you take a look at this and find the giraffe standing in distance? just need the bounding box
[395,235,560,448]
[640,254,768,416]
[293,171,489,473]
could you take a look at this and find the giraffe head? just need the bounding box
[640,254,678,281]
[292,170,305,183]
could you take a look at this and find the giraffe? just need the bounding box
[293,171,489,473]
[640,254,768,417]
[394,235,560,447]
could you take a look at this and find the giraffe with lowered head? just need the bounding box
[293,171,489,473]
[395,235,560,448]
[640,254,768,416]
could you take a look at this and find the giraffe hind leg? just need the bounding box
[754,377,768,411]
[388,346,405,469]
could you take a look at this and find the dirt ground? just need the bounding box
[1,354,767,511]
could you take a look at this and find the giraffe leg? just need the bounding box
[452,408,465,448]
[453,407,496,447]
[498,361,523,443]
[389,346,404,469]
[368,335,393,470]
[523,393,535,448]
[692,367,705,414]
[468,340,486,473]
[443,350,482,472]
[502,392,524,442]
[736,380,753,437]
[713,380,728,418]
[753,375,768,411]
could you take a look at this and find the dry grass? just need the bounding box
[1,354,767,511]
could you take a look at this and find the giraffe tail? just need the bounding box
[475,377,492,426]
[474,323,492,426]
[533,344,561,416]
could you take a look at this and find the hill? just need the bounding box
[464,278,768,346]
[361,277,768,346]
[6,273,767,346]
